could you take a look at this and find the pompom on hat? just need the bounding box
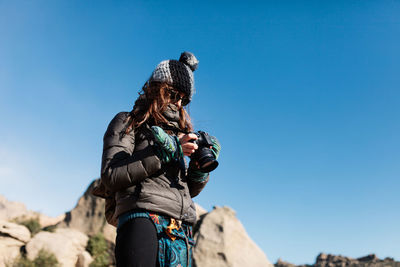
[148,51,199,106]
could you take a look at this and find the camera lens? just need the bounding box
[199,158,219,173]
[195,147,219,172]
[190,131,219,173]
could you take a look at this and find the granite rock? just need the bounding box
[25,228,88,267]
[193,206,273,267]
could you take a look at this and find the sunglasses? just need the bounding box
[168,90,188,105]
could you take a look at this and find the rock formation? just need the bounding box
[25,228,90,267]
[58,179,210,244]
[5,179,398,267]
[193,206,273,267]
[0,195,65,228]
[58,179,116,243]
[0,196,67,267]
[0,220,31,243]
[0,220,31,267]
[0,179,272,266]
[275,253,400,267]
[0,195,32,221]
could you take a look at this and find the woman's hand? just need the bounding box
[178,133,198,156]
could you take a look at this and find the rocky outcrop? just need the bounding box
[275,259,297,267]
[0,221,31,267]
[193,206,273,267]
[56,180,271,266]
[0,237,24,267]
[0,220,31,243]
[9,181,399,267]
[0,195,64,228]
[58,179,209,244]
[0,195,31,221]
[275,253,400,267]
[76,251,93,267]
[195,202,207,221]
[1,190,271,267]
[58,179,116,243]
[25,228,89,267]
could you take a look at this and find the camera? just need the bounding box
[190,131,219,173]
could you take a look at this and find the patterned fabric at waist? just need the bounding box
[117,209,195,267]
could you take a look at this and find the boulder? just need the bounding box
[0,195,64,228]
[102,223,117,244]
[278,253,400,267]
[76,251,93,267]
[0,237,24,267]
[39,213,66,228]
[275,258,297,267]
[58,179,116,243]
[0,221,31,267]
[357,254,379,262]
[0,220,31,243]
[0,195,34,221]
[193,206,273,267]
[59,179,212,245]
[195,203,207,221]
[25,228,88,267]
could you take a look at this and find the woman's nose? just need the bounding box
[176,99,182,108]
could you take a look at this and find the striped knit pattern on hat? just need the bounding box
[149,52,198,105]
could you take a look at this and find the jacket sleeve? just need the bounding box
[185,157,210,198]
[187,173,209,198]
[100,112,162,192]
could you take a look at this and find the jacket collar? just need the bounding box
[133,95,182,133]
[161,104,181,133]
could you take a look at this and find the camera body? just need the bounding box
[190,131,219,173]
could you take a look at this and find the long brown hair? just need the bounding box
[125,82,193,134]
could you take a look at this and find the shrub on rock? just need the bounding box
[9,248,59,267]
[12,217,41,237]
[86,233,110,267]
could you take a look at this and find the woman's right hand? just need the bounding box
[179,133,198,156]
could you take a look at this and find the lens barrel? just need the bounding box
[190,131,219,173]
[196,147,219,172]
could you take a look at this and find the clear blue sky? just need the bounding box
[1,1,399,264]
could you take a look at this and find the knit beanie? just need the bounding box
[148,51,199,105]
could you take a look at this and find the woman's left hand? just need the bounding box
[178,133,198,156]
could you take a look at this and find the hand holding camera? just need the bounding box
[187,131,220,173]
[179,133,199,156]
[152,126,220,173]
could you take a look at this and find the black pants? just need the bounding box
[115,217,158,267]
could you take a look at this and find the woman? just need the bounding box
[96,52,220,267]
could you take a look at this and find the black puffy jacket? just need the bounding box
[99,110,208,224]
